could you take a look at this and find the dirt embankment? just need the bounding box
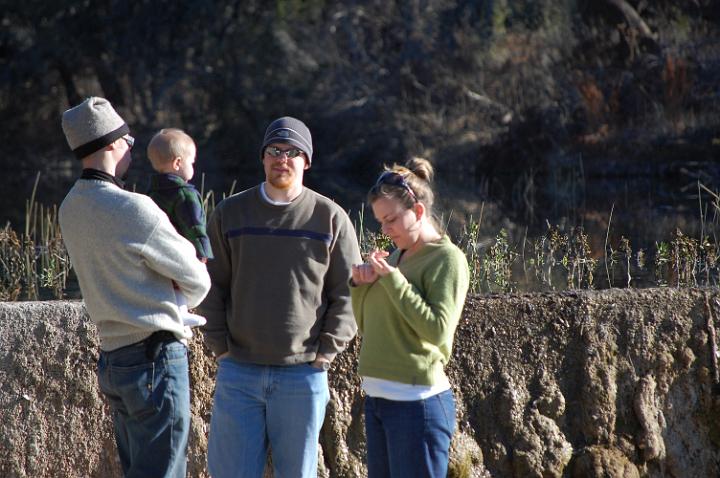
[2,288,720,477]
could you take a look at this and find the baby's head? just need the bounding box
[147,128,197,182]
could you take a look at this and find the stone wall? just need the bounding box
[1,288,720,477]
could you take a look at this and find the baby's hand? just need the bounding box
[183,313,207,327]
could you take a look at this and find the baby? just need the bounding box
[146,128,213,327]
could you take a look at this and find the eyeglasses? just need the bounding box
[123,135,135,149]
[264,146,304,159]
[373,171,417,202]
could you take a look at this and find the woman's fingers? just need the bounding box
[352,263,378,284]
[368,250,394,276]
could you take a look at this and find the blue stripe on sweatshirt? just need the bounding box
[227,227,332,244]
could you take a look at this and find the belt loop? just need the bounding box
[148,361,155,393]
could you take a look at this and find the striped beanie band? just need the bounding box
[260,116,313,166]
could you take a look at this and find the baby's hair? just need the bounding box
[147,128,195,171]
[368,156,436,219]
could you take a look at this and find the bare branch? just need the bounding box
[605,0,656,40]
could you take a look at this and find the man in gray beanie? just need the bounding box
[58,97,210,478]
[260,116,314,165]
[198,116,361,478]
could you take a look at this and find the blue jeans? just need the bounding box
[97,337,190,478]
[208,358,330,478]
[364,390,456,478]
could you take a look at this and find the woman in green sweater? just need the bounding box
[350,157,470,477]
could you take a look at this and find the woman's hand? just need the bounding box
[352,250,394,285]
[367,249,394,277]
[352,262,379,285]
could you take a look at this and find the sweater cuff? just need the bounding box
[380,268,406,290]
[315,350,338,362]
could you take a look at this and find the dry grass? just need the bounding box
[3,179,719,301]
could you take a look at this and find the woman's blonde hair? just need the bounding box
[368,156,436,219]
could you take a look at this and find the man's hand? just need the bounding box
[311,355,332,371]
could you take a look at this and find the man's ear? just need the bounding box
[107,138,123,150]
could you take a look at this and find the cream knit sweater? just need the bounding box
[59,179,211,351]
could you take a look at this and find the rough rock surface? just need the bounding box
[2,288,720,477]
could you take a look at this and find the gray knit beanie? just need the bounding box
[260,116,313,166]
[61,97,129,160]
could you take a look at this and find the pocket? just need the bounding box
[110,361,161,419]
[305,362,326,372]
[436,391,456,435]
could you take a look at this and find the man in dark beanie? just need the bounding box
[58,96,210,478]
[198,116,361,477]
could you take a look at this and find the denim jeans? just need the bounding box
[97,338,190,478]
[208,358,330,478]
[364,389,456,478]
